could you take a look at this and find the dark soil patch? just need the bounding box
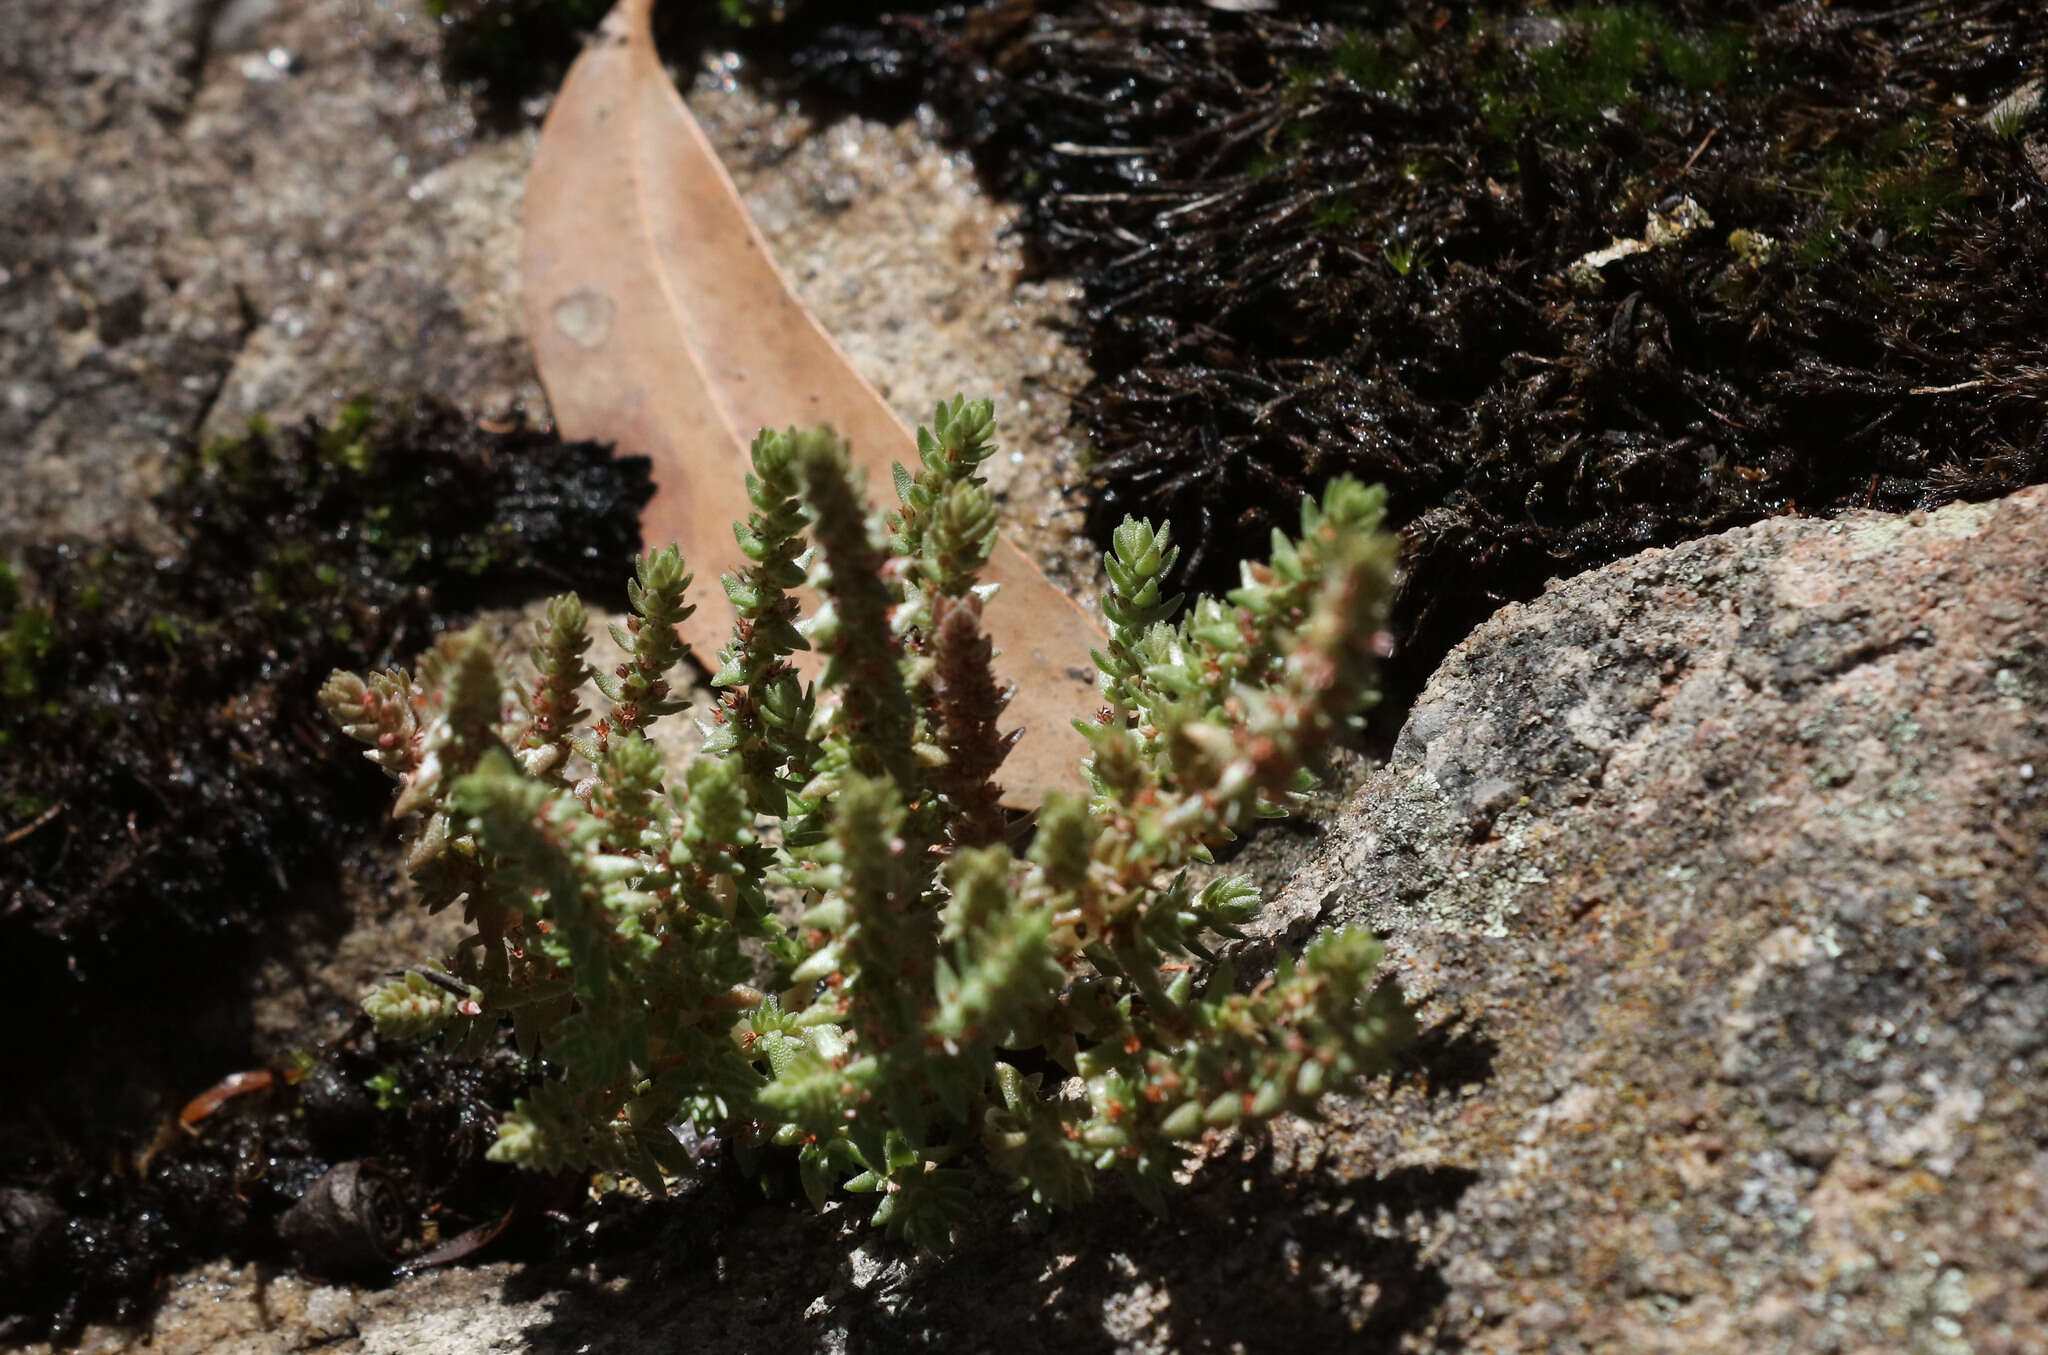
[1,1042,521,1341]
[766,0,2048,697]
[0,398,650,1341]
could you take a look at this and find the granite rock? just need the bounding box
[0,0,526,546]
[1258,486,2048,1353]
[0,1,1094,590]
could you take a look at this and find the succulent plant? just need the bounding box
[324,397,1411,1243]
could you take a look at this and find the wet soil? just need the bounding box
[756,0,2048,699]
[0,401,650,1341]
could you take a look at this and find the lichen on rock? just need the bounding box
[1266,486,2048,1351]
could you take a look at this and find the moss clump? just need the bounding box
[1472,6,1752,142]
[1795,116,1974,264]
[0,396,650,1334]
[0,564,52,704]
[768,1,2048,699]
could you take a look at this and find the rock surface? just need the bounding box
[1258,486,2048,1353]
[0,0,1096,589]
[1,0,521,546]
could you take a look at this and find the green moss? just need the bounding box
[1312,196,1360,229]
[364,1068,406,1112]
[319,394,378,474]
[1839,150,1968,239]
[1329,30,1418,101]
[1521,8,1661,127]
[1660,20,1749,91]
[1478,7,1753,144]
[1794,220,1840,269]
[1791,117,1973,265]
[0,565,54,704]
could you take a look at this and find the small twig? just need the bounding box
[1157,184,1253,222]
[403,965,475,998]
[1908,378,1991,395]
[1050,143,1159,157]
[1053,191,1189,205]
[2,801,63,846]
[405,1204,519,1272]
[1680,127,1719,174]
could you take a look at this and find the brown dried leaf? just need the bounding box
[521,0,1102,803]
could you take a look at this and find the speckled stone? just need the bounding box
[687,69,1101,605]
[1259,486,2048,1354]
[0,0,527,548]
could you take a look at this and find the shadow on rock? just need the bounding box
[1392,1014,1498,1098]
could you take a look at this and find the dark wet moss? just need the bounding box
[0,397,649,1340]
[1,397,649,1002]
[424,0,875,123]
[426,0,615,122]
[0,1041,530,1342]
[764,1,2048,698]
